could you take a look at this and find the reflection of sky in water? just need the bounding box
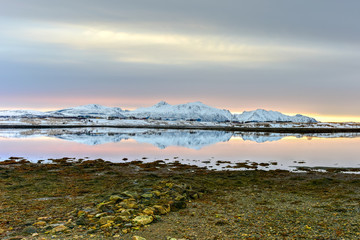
[0,129,359,170]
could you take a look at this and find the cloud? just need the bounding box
[0,0,360,119]
[2,21,343,67]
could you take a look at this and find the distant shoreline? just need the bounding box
[1,124,360,133]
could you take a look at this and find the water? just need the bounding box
[0,128,359,171]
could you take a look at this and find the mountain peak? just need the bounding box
[235,109,317,123]
[154,101,170,108]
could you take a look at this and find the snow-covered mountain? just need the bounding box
[124,101,233,122]
[0,110,48,118]
[0,103,318,123]
[234,109,317,123]
[48,104,125,118]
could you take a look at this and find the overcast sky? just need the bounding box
[1,0,360,120]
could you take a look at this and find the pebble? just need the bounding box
[110,195,123,202]
[33,221,47,227]
[99,216,115,225]
[52,224,68,233]
[132,236,147,240]
[141,193,153,198]
[22,226,37,234]
[133,215,154,225]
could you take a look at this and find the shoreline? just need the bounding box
[1,124,360,133]
[1,159,360,239]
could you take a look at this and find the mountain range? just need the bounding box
[0,101,317,123]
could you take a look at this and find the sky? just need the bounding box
[1,0,360,122]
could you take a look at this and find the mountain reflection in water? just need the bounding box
[0,128,359,148]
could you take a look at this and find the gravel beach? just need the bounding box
[1,158,359,239]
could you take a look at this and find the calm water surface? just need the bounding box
[0,128,359,171]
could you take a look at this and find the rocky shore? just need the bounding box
[1,158,360,239]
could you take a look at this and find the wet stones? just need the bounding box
[69,180,201,234]
[22,226,37,235]
[99,216,116,225]
[132,215,153,226]
[132,236,147,240]
[51,224,68,233]
[170,200,187,211]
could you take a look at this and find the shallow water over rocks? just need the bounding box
[0,128,359,171]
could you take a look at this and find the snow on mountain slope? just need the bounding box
[0,103,318,124]
[48,104,125,117]
[0,110,48,117]
[234,109,317,123]
[124,101,233,122]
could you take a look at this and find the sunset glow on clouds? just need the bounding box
[1,0,360,121]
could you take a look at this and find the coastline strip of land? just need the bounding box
[1,124,360,133]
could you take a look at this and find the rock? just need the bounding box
[117,209,132,216]
[75,215,87,225]
[77,210,86,217]
[114,215,129,223]
[109,195,123,202]
[52,224,68,233]
[153,215,162,221]
[100,222,113,229]
[152,190,161,196]
[174,194,186,201]
[124,223,133,228]
[43,225,54,231]
[153,205,168,215]
[122,191,137,198]
[143,207,154,215]
[119,199,138,209]
[33,221,47,227]
[215,219,229,226]
[191,193,199,199]
[22,226,37,234]
[132,215,153,226]
[165,183,174,188]
[132,236,147,240]
[97,202,113,212]
[141,193,153,198]
[6,237,23,240]
[170,201,187,211]
[95,213,107,218]
[99,216,115,225]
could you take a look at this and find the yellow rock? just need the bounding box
[100,222,113,229]
[99,216,115,225]
[132,236,147,240]
[77,210,86,217]
[152,190,161,196]
[33,221,47,227]
[143,207,154,215]
[52,224,68,233]
[132,215,153,226]
[153,205,168,215]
